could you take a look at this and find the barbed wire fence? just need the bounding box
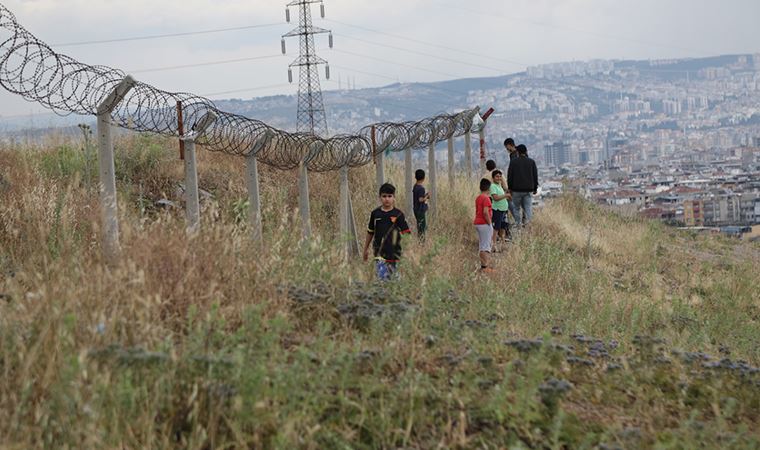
[0,4,490,263]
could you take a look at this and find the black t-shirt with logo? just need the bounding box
[367,207,411,262]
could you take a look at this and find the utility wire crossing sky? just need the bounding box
[1,0,758,118]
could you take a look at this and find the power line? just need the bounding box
[201,83,293,98]
[128,54,284,73]
[52,23,285,47]
[324,19,529,68]
[436,2,711,57]
[332,48,468,80]
[335,33,517,74]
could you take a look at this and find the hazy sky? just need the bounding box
[1,0,759,119]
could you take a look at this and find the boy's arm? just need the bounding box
[363,233,373,262]
[484,206,492,225]
[398,213,412,236]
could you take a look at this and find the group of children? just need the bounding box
[362,139,536,280]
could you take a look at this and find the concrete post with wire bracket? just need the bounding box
[96,75,136,263]
[180,112,216,233]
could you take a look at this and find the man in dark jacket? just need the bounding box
[507,144,538,227]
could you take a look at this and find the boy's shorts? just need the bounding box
[375,260,398,281]
[475,224,493,253]
[492,210,509,230]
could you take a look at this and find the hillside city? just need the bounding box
[2,54,759,235]
[475,54,760,236]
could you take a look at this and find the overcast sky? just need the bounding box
[1,0,759,119]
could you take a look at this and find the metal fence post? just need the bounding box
[96,75,136,263]
[181,112,216,233]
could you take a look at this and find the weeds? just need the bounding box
[1,136,759,448]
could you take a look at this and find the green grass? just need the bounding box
[0,137,759,448]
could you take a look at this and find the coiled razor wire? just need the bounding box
[0,4,481,172]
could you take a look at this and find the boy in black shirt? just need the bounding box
[363,183,412,281]
[412,169,430,240]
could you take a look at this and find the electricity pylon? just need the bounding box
[282,0,333,136]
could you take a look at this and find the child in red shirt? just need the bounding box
[474,178,494,272]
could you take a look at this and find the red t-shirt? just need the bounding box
[473,193,492,225]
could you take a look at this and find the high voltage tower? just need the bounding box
[282,0,333,136]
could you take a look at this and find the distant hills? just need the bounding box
[1,54,756,136]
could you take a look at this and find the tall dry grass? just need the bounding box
[1,135,759,448]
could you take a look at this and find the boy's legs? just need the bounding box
[375,260,398,281]
[414,210,427,239]
[492,210,504,251]
[475,224,493,268]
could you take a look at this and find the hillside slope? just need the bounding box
[1,136,759,448]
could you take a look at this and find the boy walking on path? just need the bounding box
[474,178,495,273]
[412,169,430,240]
[363,183,412,281]
[507,144,539,227]
[490,170,510,251]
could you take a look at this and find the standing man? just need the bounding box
[507,144,538,227]
[504,138,518,162]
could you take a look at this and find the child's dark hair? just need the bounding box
[486,160,496,171]
[491,170,502,178]
[415,169,426,181]
[479,178,492,192]
[379,183,396,196]
[504,138,515,147]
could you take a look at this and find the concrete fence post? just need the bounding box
[180,112,216,233]
[96,75,136,263]
[183,139,201,232]
[338,165,360,259]
[245,154,263,242]
[447,136,455,190]
[372,126,384,191]
[479,128,487,173]
[339,165,349,251]
[405,147,414,222]
[464,131,473,180]
[428,142,437,219]
[299,161,312,239]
